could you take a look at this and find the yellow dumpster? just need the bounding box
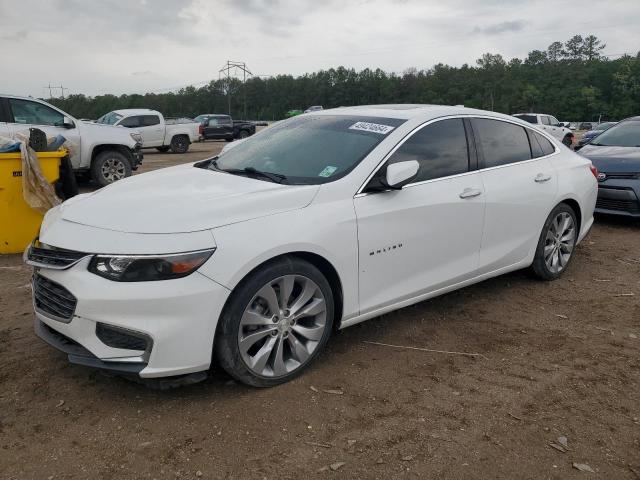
[0,150,65,254]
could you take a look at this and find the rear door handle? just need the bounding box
[459,187,482,199]
[535,173,552,183]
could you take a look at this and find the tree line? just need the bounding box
[49,35,640,122]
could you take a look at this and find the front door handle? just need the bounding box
[535,173,552,183]
[459,187,482,199]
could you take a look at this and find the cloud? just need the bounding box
[1,28,27,41]
[473,20,528,35]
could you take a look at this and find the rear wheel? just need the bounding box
[562,135,573,147]
[531,204,578,280]
[238,130,250,139]
[170,135,189,153]
[91,150,132,187]
[215,257,334,387]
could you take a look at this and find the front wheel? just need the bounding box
[531,204,578,280]
[170,135,190,153]
[91,150,132,187]
[562,135,573,147]
[215,257,334,387]
[237,130,250,139]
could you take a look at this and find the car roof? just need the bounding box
[309,104,518,122]
[513,113,554,117]
[111,109,161,116]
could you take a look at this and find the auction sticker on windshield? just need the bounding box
[318,166,338,177]
[349,122,395,135]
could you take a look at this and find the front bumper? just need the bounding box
[595,182,640,217]
[131,145,143,169]
[32,256,231,378]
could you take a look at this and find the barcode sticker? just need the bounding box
[349,122,395,135]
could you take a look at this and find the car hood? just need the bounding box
[59,164,320,233]
[578,145,640,172]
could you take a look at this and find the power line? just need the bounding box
[219,60,253,117]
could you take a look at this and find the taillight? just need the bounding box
[590,164,599,179]
[198,124,203,135]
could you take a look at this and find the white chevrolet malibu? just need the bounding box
[26,105,598,387]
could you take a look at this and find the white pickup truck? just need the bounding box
[0,94,143,186]
[512,113,575,147]
[96,109,200,154]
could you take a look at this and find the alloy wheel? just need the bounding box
[238,275,327,377]
[543,211,576,274]
[101,158,126,183]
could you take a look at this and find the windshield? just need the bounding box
[96,111,123,125]
[514,114,537,124]
[212,115,406,184]
[590,120,640,147]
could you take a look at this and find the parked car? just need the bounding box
[0,94,143,186]
[26,105,597,387]
[513,113,575,146]
[96,109,199,154]
[569,122,580,131]
[579,122,593,131]
[304,106,323,113]
[577,117,640,217]
[194,114,256,142]
[576,121,618,148]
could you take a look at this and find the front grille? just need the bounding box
[601,172,640,180]
[596,197,640,213]
[27,243,88,269]
[96,324,148,351]
[33,275,77,321]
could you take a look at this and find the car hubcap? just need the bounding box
[238,275,327,377]
[101,158,126,183]
[544,212,575,273]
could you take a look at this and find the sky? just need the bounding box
[1,0,639,98]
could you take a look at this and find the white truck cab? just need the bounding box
[97,109,200,154]
[513,113,574,147]
[0,94,143,186]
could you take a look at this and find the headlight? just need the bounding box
[88,249,215,282]
[130,132,142,143]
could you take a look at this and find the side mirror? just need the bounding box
[203,120,210,127]
[385,160,419,189]
[62,116,75,129]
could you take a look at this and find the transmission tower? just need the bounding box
[218,61,252,118]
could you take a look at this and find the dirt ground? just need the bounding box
[1,139,639,479]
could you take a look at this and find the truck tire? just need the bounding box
[238,130,250,139]
[91,150,132,187]
[170,135,190,154]
[156,146,170,153]
[225,138,234,142]
[562,135,573,148]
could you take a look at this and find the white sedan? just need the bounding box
[26,105,598,387]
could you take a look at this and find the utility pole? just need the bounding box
[55,85,68,99]
[43,83,53,98]
[218,61,252,118]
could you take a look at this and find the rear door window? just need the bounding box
[142,115,160,126]
[386,118,470,182]
[9,98,64,126]
[472,118,532,168]
[540,116,551,126]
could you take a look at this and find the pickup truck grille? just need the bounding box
[33,274,77,322]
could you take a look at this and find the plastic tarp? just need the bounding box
[14,133,62,214]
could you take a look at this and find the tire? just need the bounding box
[214,257,334,387]
[238,130,250,139]
[531,203,578,281]
[91,150,132,187]
[225,138,233,142]
[156,146,170,153]
[562,135,573,147]
[170,135,190,154]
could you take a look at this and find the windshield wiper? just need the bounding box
[218,166,288,184]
